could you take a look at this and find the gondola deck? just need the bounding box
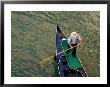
[61,38,82,70]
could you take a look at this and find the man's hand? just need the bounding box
[77,44,81,49]
[69,44,73,49]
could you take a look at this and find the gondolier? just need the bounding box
[68,32,82,56]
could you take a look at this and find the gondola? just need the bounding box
[56,25,87,77]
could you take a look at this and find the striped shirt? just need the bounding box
[68,34,81,44]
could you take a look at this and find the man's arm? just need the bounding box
[77,34,82,48]
[68,43,73,48]
[68,36,73,48]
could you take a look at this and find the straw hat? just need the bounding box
[71,32,77,36]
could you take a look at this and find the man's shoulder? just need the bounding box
[68,35,72,39]
[76,34,81,37]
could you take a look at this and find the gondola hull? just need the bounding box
[56,25,87,77]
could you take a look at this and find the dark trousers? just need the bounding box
[69,44,77,56]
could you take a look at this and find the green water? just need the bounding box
[11,11,100,77]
